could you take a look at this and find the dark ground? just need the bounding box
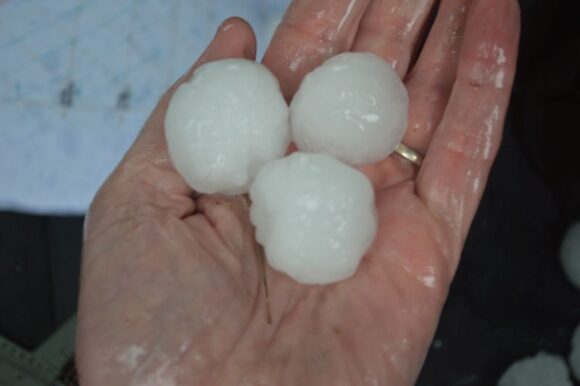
[0,0,579,385]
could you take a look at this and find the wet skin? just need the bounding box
[77,0,520,385]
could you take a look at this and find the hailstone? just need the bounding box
[561,222,580,290]
[497,353,572,386]
[290,52,408,165]
[569,324,580,381]
[249,152,378,285]
[164,59,290,195]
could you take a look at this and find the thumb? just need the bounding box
[106,17,256,196]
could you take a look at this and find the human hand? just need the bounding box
[76,0,520,385]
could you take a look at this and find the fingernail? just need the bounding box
[215,19,236,37]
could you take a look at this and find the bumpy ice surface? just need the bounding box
[164,59,289,195]
[249,153,378,285]
[498,353,572,386]
[561,222,580,289]
[290,52,408,165]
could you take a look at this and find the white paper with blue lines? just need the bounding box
[0,0,288,214]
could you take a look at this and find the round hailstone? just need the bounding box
[290,52,408,165]
[164,59,289,195]
[561,222,580,289]
[569,324,580,381]
[498,353,572,386]
[572,324,580,347]
[570,348,580,382]
[249,152,377,285]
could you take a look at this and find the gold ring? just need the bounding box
[394,143,423,167]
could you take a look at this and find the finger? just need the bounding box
[263,0,371,99]
[359,0,472,190]
[403,0,473,156]
[117,18,257,198]
[417,0,520,260]
[352,0,436,77]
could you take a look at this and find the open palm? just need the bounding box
[77,0,520,385]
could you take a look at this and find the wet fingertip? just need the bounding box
[216,16,258,60]
[509,0,522,42]
[177,17,257,84]
[218,16,251,33]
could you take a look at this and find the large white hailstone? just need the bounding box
[561,222,580,289]
[570,347,580,382]
[573,324,580,347]
[164,59,290,195]
[290,52,408,165]
[249,152,377,285]
[497,353,572,386]
[569,324,580,381]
